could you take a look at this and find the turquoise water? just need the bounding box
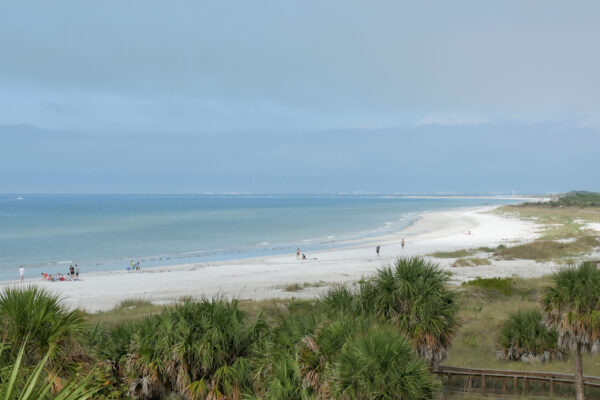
[0,195,521,280]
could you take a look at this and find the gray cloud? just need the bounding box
[1,1,599,193]
[1,1,600,133]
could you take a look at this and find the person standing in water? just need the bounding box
[19,266,24,282]
[401,238,405,249]
[376,245,380,256]
[296,248,301,259]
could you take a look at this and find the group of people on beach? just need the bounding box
[40,264,80,282]
[127,260,141,271]
[296,248,307,260]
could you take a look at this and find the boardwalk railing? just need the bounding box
[436,365,600,397]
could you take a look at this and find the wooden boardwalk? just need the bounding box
[435,365,600,398]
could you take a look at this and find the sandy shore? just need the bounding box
[2,206,549,312]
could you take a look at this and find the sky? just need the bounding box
[1,1,599,194]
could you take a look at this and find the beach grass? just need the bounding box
[430,249,476,258]
[281,281,329,292]
[496,204,600,239]
[452,258,491,267]
[493,235,600,261]
[87,298,163,327]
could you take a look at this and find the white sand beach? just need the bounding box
[2,206,550,312]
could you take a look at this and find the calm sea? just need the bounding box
[0,195,522,280]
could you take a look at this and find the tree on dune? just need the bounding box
[542,262,600,400]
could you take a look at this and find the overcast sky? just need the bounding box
[1,1,599,193]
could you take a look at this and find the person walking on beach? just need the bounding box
[296,248,301,260]
[401,238,405,249]
[69,265,75,280]
[19,266,24,282]
[75,265,80,279]
[376,245,381,256]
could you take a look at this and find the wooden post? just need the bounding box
[481,374,486,395]
[514,376,518,394]
[524,377,528,395]
[550,379,554,397]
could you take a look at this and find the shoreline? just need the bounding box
[1,205,546,312]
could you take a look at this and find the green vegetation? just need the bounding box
[87,299,161,327]
[498,200,600,241]
[493,193,600,263]
[452,257,491,267]
[282,281,328,292]
[430,249,475,258]
[462,277,515,295]
[543,262,600,400]
[0,286,88,378]
[331,326,440,399]
[496,309,563,363]
[494,236,600,261]
[360,258,460,370]
[522,191,600,208]
[283,283,303,292]
[0,287,99,398]
[445,269,600,400]
[0,341,98,399]
[4,259,600,399]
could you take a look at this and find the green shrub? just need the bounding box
[0,286,86,370]
[496,309,563,363]
[125,297,268,399]
[320,285,357,313]
[362,258,459,369]
[332,327,440,399]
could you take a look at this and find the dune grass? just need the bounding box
[86,299,164,327]
[281,281,328,292]
[493,235,600,261]
[430,249,476,258]
[497,204,600,240]
[452,258,491,267]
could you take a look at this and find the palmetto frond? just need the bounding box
[543,262,600,351]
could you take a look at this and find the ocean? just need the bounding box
[0,194,522,280]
